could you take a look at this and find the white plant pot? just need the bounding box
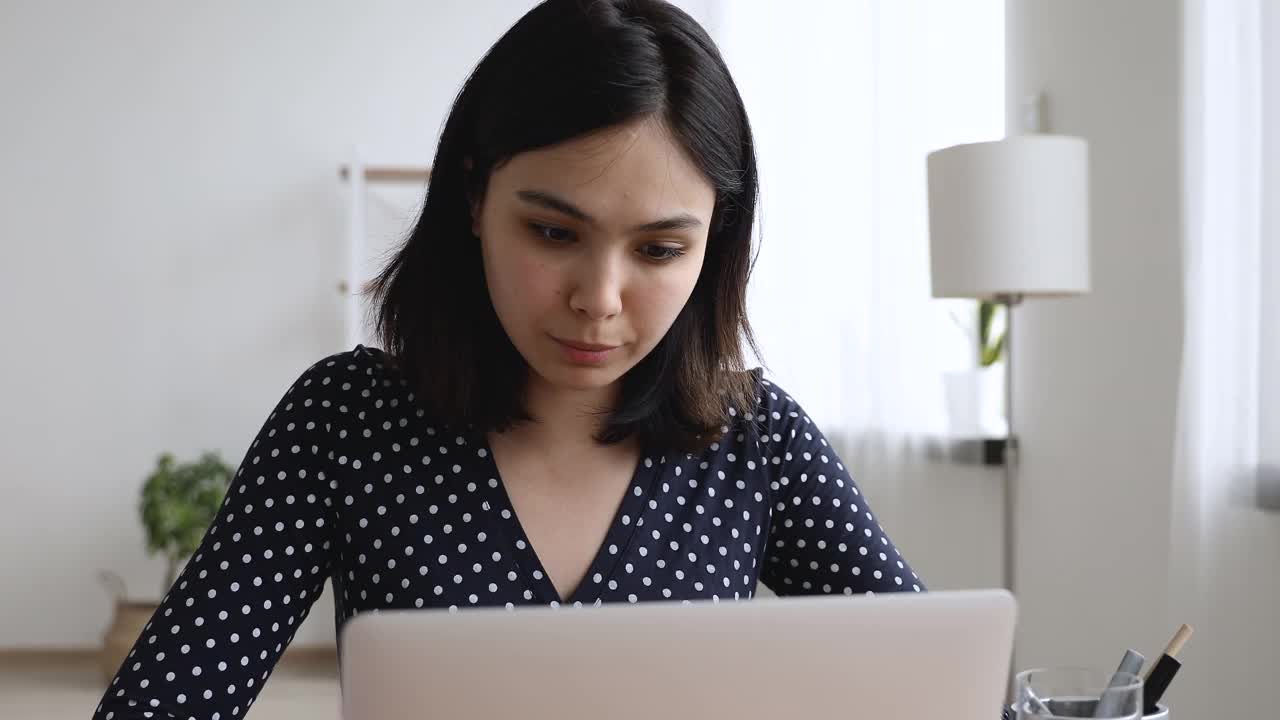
[943,364,1007,437]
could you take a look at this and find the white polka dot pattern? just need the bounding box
[92,346,922,720]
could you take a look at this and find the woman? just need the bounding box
[93,1,922,718]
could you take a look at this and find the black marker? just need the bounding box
[1143,623,1193,714]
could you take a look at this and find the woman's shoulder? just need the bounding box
[733,367,830,458]
[293,344,400,390]
[742,366,803,424]
[679,367,810,476]
[700,366,804,451]
[287,344,415,415]
[307,343,399,378]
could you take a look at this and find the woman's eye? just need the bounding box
[529,222,574,243]
[643,245,686,261]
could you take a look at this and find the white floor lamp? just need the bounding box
[925,135,1091,595]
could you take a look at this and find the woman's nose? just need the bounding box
[568,252,624,320]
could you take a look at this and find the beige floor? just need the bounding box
[0,654,341,720]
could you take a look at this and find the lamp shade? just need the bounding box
[927,135,1090,299]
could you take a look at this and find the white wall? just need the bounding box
[0,0,713,650]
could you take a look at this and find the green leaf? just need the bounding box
[977,301,1006,366]
[979,300,995,346]
[981,331,1006,367]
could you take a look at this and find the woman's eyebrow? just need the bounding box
[516,189,703,233]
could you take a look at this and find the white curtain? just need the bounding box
[1172,0,1279,715]
[713,0,1004,440]
[707,1,1006,588]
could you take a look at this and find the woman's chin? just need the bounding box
[533,360,626,392]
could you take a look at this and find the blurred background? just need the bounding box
[1,1,1275,718]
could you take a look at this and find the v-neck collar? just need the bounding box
[475,433,664,606]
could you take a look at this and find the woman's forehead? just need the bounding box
[491,119,716,225]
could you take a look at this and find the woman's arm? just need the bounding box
[753,374,925,596]
[91,353,355,720]
[751,376,1019,717]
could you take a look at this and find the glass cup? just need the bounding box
[1014,667,1144,720]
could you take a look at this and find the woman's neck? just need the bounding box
[505,372,620,453]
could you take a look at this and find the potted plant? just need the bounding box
[943,300,1008,436]
[99,451,233,684]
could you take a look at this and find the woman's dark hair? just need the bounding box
[367,0,762,453]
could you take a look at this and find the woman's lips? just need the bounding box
[552,336,620,364]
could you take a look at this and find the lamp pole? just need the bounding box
[996,293,1022,704]
[995,292,1022,594]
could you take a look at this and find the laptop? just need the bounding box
[339,589,1016,720]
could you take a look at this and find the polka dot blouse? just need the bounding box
[92,344,924,720]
